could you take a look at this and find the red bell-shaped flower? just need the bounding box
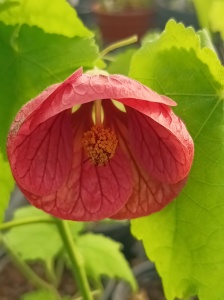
[7,68,194,221]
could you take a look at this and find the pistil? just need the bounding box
[95,100,102,126]
[82,100,118,166]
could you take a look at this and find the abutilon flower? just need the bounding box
[7,68,194,221]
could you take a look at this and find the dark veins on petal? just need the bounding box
[11,110,73,195]
[22,104,133,221]
[103,100,186,219]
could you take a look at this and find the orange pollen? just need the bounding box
[82,125,118,166]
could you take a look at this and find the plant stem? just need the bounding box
[45,259,58,286]
[0,216,54,231]
[2,237,61,299]
[56,219,93,300]
[55,255,65,287]
[100,35,138,57]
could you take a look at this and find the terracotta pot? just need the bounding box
[92,4,155,44]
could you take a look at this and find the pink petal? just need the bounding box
[8,110,73,195]
[8,69,83,139]
[125,105,194,184]
[26,68,177,130]
[7,70,84,196]
[103,101,188,219]
[20,104,133,221]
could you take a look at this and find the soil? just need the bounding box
[132,279,166,300]
[0,260,77,300]
[0,259,166,300]
[0,260,37,300]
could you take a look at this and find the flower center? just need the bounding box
[82,125,118,166]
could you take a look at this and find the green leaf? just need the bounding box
[12,205,48,219]
[129,20,224,90]
[0,0,92,38]
[197,29,218,54]
[0,152,14,223]
[4,206,62,261]
[0,22,98,157]
[209,0,224,39]
[21,289,70,300]
[193,0,224,39]
[76,233,137,291]
[130,20,224,300]
[107,48,137,76]
[141,30,161,45]
[0,0,19,13]
[192,0,212,28]
[68,221,85,239]
[4,206,85,263]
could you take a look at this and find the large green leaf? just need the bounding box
[76,233,137,291]
[13,206,85,238]
[192,0,212,28]
[0,0,19,13]
[12,205,49,219]
[209,0,224,39]
[130,20,224,300]
[0,152,14,223]
[193,0,224,39]
[4,206,85,262]
[4,208,62,261]
[0,0,92,38]
[0,22,98,157]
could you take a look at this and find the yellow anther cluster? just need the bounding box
[82,125,118,166]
